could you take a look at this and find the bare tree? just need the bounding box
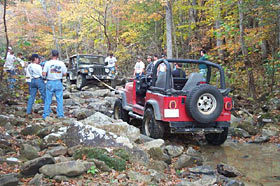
[165,0,173,58]
[1,0,9,81]
[238,0,256,99]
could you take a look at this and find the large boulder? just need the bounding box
[82,112,140,142]
[165,145,184,158]
[20,155,55,176]
[64,121,133,149]
[39,160,94,178]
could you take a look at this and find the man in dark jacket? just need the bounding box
[172,63,186,78]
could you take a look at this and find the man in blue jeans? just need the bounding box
[42,50,67,119]
[26,54,45,115]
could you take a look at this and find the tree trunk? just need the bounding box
[238,0,256,99]
[189,0,197,24]
[260,40,268,59]
[166,0,173,58]
[214,0,224,61]
[1,0,9,81]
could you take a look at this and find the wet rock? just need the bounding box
[148,147,171,164]
[46,146,67,157]
[165,144,184,158]
[188,165,215,175]
[217,163,242,178]
[142,139,165,151]
[72,147,126,171]
[28,173,43,185]
[20,154,55,176]
[175,154,203,169]
[0,173,19,186]
[127,170,152,183]
[64,121,133,149]
[92,89,111,97]
[39,160,94,178]
[20,144,39,160]
[148,160,168,172]
[248,135,270,143]
[82,112,140,142]
[230,128,250,138]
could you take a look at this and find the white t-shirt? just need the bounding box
[27,63,42,79]
[105,56,117,67]
[43,60,67,80]
[4,53,16,70]
[25,65,31,83]
[134,61,145,74]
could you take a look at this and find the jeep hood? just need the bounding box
[79,64,105,68]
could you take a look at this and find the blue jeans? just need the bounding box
[26,78,46,114]
[27,82,31,94]
[43,80,64,119]
[7,70,16,89]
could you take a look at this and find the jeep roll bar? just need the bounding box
[151,59,226,90]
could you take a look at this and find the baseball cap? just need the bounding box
[51,50,59,57]
[8,47,12,50]
[31,54,40,60]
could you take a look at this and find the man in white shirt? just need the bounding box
[133,56,145,79]
[4,49,17,89]
[105,53,117,77]
[26,54,45,115]
[42,50,67,119]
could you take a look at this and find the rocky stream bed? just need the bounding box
[0,85,279,186]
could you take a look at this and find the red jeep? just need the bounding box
[114,59,232,145]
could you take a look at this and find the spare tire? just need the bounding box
[186,84,223,124]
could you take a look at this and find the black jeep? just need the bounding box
[66,54,116,90]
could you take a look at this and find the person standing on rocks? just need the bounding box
[133,56,145,79]
[4,47,17,89]
[26,54,45,115]
[42,50,67,119]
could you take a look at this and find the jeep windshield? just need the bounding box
[79,55,104,64]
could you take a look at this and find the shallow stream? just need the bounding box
[200,141,280,185]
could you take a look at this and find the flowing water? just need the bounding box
[200,141,280,185]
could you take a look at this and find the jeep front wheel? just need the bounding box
[142,108,164,139]
[205,127,228,145]
[76,74,86,90]
[186,84,223,124]
[113,99,129,122]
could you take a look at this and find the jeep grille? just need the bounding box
[94,67,106,75]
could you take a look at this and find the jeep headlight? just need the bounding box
[81,69,88,73]
[89,68,94,72]
[105,68,110,73]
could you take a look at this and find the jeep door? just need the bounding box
[69,56,78,80]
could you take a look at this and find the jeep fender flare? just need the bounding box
[145,100,161,120]
[119,91,130,110]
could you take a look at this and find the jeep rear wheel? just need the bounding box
[142,108,164,139]
[186,84,223,124]
[113,99,129,122]
[205,127,228,145]
[76,74,86,90]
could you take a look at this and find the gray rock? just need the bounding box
[73,108,95,121]
[217,175,245,186]
[177,175,217,186]
[148,160,168,172]
[64,121,133,149]
[142,139,165,151]
[20,144,39,160]
[39,160,94,178]
[0,115,10,127]
[217,163,242,177]
[175,154,203,169]
[54,155,72,163]
[90,158,111,172]
[82,112,140,142]
[261,128,279,137]
[64,99,76,106]
[28,173,43,185]
[148,147,171,164]
[67,145,82,156]
[21,154,55,176]
[63,92,71,99]
[53,175,69,182]
[21,125,43,136]
[148,169,167,183]
[128,147,150,165]
[230,128,250,138]
[188,165,215,175]
[236,121,259,135]
[0,173,19,186]
[186,147,201,156]
[3,122,13,131]
[165,145,184,158]
[127,170,152,183]
[92,89,111,97]
[43,126,68,143]
[137,134,155,144]
[37,125,56,138]
[46,146,67,157]
[104,97,117,108]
